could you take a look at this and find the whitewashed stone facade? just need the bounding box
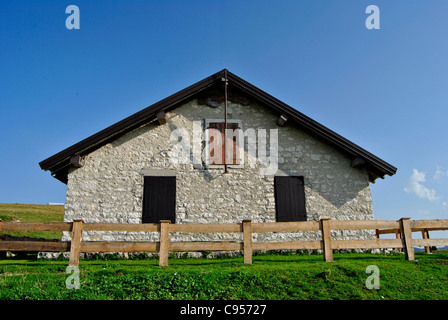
[62,96,375,243]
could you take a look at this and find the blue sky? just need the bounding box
[1,1,447,227]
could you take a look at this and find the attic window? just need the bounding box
[205,119,243,167]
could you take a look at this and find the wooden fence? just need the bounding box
[1,218,448,267]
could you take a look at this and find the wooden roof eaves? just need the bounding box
[39,70,223,175]
[39,69,397,184]
[226,71,397,178]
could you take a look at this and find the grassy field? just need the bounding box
[0,251,447,300]
[0,203,447,301]
[0,203,64,239]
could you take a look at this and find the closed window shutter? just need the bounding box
[228,122,240,165]
[274,176,307,222]
[208,122,225,165]
[208,122,240,165]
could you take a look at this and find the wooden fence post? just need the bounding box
[159,220,171,267]
[69,220,83,266]
[243,220,253,264]
[422,229,431,254]
[400,217,414,261]
[395,229,403,252]
[320,218,333,262]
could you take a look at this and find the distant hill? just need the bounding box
[415,246,448,252]
[0,203,65,239]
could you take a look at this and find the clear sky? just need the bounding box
[1,1,447,226]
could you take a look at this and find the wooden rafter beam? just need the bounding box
[276,114,289,126]
[156,110,167,125]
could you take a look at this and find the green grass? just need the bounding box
[1,203,447,300]
[1,251,447,300]
[0,203,65,239]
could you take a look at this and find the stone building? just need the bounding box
[39,69,396,243]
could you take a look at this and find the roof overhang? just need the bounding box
[39,69,397,184]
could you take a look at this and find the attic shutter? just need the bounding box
[274,176,306,222]
[208,122,240,165]
[142,176,176,224]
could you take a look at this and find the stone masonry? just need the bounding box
[62,96,375,244]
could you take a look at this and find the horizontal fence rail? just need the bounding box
[1,218,448,266]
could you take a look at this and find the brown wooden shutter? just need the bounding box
[208,122,240,165]
[227,122,240,165]
[274,176,307,222]
[208,122,225,165]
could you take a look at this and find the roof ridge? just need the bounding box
[39,69,396,184]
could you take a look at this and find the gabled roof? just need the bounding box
[39,69,397,184]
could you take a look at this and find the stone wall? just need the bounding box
[62,97,375,243]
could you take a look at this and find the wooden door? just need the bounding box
[142,176,176,223]
[274,176,307,222]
